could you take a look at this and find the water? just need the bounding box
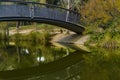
[0,41,120,80]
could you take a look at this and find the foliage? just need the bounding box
[10,31,51,46]
[78,0,120,47]
[84,1,116,33]
[80,47,120,80]
[80,0,120,29]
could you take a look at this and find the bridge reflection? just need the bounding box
[0,41,88,80]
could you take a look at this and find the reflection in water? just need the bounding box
[0,41,120,80]
[0,41,77,72]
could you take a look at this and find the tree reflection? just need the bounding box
[74,48,120,80]
[32,48,120,80]
[0,40,74,71]
[0,40,120,80]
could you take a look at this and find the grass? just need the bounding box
[9,31,51,46]
[9,23,61,31]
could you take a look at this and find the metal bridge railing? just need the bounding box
[0,1,81,26]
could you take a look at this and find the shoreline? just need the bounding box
[51,33,90,45]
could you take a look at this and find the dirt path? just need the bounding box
[51,33,90,45]
[9,29,37,35]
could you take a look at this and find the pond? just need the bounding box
[0,41,120,80]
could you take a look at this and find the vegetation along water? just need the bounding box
[0,0,120,80]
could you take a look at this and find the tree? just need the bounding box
[79,0,120,30]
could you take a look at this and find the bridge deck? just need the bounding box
[0,1,84,34]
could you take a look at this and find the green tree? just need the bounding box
[80,0,120,29]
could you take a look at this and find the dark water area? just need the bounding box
[0,41,120,80]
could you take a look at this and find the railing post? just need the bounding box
[66,10,69,22]
[30,3,34,19]
[66,0,70,22]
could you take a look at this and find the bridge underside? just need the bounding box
[0,17,84,34]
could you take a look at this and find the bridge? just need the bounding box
[0,1,84,34]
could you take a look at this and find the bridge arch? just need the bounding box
[0,1,84,34]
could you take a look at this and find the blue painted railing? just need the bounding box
[0,1,84,33]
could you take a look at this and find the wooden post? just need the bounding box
[16,21,20,30]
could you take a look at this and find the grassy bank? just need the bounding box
[85,29,120,48]
[78,0,120,48]
[9,31,51,46]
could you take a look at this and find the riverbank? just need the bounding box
[9,28,90,45]
[51,33,90,52]
[8,27,91,47]
[51,33,90,45]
